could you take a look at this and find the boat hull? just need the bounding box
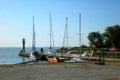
[47,57,63,63]
[48,58,58,63]
[65,58,85,63]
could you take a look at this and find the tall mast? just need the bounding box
[49,13,54,52]
[66,17,69,50]
[32,16,36,51]
[62,17,68,54]
[79,13,81,53]
[62,24,66,48]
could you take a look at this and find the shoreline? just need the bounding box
[0,57,120,65]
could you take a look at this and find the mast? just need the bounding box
[79,13,81,53]
[62,24,66,49]
[32,16,36,52]
[66,17,68,50]
[62,17,68,54]
[49,13,54,52]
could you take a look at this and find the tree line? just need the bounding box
[88,24,120,48]
[56,24,120,53]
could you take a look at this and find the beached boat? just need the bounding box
[64,58,85,63]
[46,56,63,63]
[67,50,80,58]
[30,51,41,61]
[81,50,93,57]
[47,57,57,63]
[29,52,36,61]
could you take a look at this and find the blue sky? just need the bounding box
[0,0,120,47]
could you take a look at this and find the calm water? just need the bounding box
[0,47,59,65]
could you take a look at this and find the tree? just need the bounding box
[88,31,104,48]
[103,25,120,48]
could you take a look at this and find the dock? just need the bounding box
[19,52,56,60]
[19,52,30,57]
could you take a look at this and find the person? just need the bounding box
[20,50,23,52]
[40,48,44,53]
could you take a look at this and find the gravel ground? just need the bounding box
[0,61,120,80]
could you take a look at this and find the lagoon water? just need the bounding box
[0,47,58,65]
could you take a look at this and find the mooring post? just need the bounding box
[102,50,105,65]
[22,38,25,52]
[22,38,25,64]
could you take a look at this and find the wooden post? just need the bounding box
[22,38,25,64]
[22,38,25,52]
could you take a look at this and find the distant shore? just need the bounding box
[0,61,120,80]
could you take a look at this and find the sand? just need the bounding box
[0,61,120,80]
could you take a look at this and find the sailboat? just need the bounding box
[48,13,54,54]
[29,16,36,61]
[47,13,56,62]
[29,16,40,61]
[61,17,69,56]
[65,14,81,58]
[65,13,86,62]
[46,13,63,63]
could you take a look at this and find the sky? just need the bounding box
[0,0,120,47]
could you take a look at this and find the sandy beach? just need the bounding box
[0,61,120,80]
